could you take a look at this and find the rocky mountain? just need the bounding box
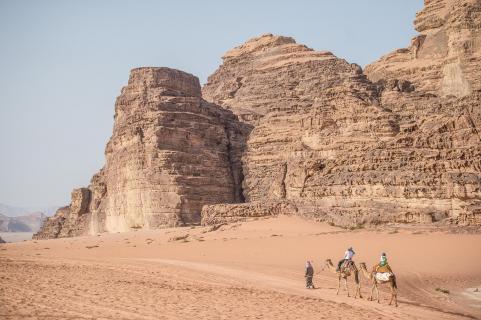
[202,30,481,227]
[0,203,57,217]
[35,68,249,239]
[35,0,481,239]
[0,212,47,232]
[365,0,481,98]
[0,204,26,217]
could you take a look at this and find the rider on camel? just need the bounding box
[375,252,393,273]
[337,247,355,272]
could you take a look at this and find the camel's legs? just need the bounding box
[369,282,375,301]
[336,275,340,295]
[393,286,398,307]
[389,282,398,307]
[375,283,380,303]
[389,284,394,305]
[357,282,362,299]
[344,277,349,297]
[355,271,362,299]
[352,271,357,298]
[353,275,358,298]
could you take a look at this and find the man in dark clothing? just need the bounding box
[305,261,315,289]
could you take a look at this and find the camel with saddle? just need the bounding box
[359,262,398,307]
[325,259,362,298]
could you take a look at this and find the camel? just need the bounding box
[325,259,362,298]
[359,262,398,307]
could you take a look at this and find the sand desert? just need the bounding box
[1,216,481,319]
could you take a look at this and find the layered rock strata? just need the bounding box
[201,201,298,226]
[202,34,377,125]
[365,0,481,98]
[35,68,247,238]
[36,0,481,237]
[202,32,481,227]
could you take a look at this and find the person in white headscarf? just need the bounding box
[376,252,392,273]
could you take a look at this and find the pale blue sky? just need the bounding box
[0,0,423,207]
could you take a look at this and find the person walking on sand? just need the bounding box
[305,261,315,289]
[337,247,355,272]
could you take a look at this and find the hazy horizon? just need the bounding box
[0,0,423,207]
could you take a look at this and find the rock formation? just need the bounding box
[202,34,378,125]
[0,204,57,217]
[34,189,93,239]
[36,0,481,239]
[35,68,248,239]
[0,212,46,232]
[202,201,297,226]
[202,1,481,227]
[0,236,5,244]
[365,0,481,98]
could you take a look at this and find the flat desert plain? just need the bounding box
[1,216,480,320]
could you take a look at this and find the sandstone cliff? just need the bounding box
[36,0,481,239]
[35,68,248,239]
[202,34,376,125]
[365,0,481,98]
[202,30,481,227]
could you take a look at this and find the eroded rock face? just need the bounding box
[202,31,481,227]
[202,34,374,125]
[365,0,481,98]
[100,67,247,232]
[35,68,247,238]
[201,201,298,226]
[36,0,481,238]
[34,188,92,239]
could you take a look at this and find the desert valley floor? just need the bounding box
[1,216,480,320]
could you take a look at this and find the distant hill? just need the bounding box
[0,203,58,217]
[0,204,27,217]
[0,211,50,233]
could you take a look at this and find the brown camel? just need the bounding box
[359,262,398,307]
[325,259,362,298]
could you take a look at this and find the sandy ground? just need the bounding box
[1,215,480,320]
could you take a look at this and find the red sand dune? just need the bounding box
[1,216,480,319]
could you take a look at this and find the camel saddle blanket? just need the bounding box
[375,272,393,281]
